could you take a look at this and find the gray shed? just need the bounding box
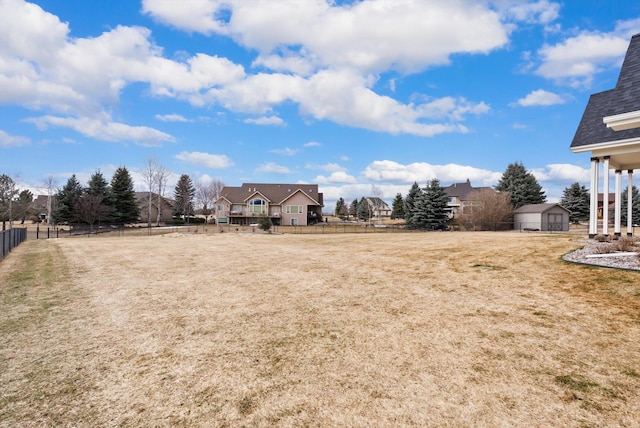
[514,203,570,232]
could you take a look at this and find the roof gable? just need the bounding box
[514,203,570,214]
[218,183,322,206]
[571,33,640,149]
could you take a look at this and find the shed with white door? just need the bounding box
[514,203,570,232]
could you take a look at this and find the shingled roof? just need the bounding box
[218,183,323,206]
[571,33,640,149]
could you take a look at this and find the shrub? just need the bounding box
[615,236,639,252]
[593,234,609,242]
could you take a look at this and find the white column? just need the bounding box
[589,157,599,238]
[614,170,622,236]
[602,156,610,236]
[628,170,634,236]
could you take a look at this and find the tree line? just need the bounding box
[1,159,226,229]
[332,161,640,231]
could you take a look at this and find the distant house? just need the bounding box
[32,195,50,223]
[215,183,323,226]
[443,179,495,218]
[570,33,640,237]
[514,203,570,232]
[364,197,391,218]
[135,192,174,224]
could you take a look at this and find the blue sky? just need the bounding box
[1,0,639,210]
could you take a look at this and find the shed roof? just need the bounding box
[514,203,570,214]
[570,33,640,149]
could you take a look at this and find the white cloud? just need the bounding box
[0,129,30,147]
[143,0,510,74]
[306,162,347,173]
[303,141,321,148]
[255,162,292,174]
[314,171,357,184]
[155,113,189,122]
[513,123,529,130]
[244,115,284,126]
[176,151,233,169]
[25,115,175,147]
[502,0,560,25]
[514,89,564,107]
[531,163,589,182]
[270,147,298,156]
[362,160,502,186]
[534,18,639,87]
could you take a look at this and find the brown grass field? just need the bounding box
[1,232,639,427]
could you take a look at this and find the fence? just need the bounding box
[1,227,27,261]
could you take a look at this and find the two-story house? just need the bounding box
[215,183,323,226]
[443,179,495,218]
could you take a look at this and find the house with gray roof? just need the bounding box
[215,183,323,226]
[443,179,495,218]
[570,33,640,237]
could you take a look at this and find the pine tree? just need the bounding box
[111,167,140,224]
[404,182,422,229]
[14,190,34,224]
[87,170,114,223]
[173,174,196,220]
[621,185,640,226]
[411,179,449,230]
[560,182,589,223]
[357,197,371,221]
[349,198,358,220]
[335,197,345,218]
[390,193,404,219]
[495,162,546,209]
[53,174,83,225]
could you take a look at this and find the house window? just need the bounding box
[249,198,266,214]
[291,218,298,226]
[286,205,303,214]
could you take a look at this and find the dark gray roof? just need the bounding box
[443,181,493,200]
[514,203,570,214]
[217,183,323,206]
[571,33,640,149]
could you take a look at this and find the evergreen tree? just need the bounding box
[53,174,83,225]
[357,197,370,221]
[404,182,422,229]
[173,174,196,220]
[621,185,640,226]
[560,182,590,223]
[0,174,19,227]
[349,198,358,220]
[390,192,404,219]
[335,197,345,218]
[410,179,450,230]
[87,170,114,223]
[14,190,34,224]
[111,167,140,224]
[495,162,546,209]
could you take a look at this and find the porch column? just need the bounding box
[614,169,622,236]
[589,157,599,238]
[602,156,610,236]
[628,170,634,236]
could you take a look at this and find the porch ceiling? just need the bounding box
[572,139,640,170]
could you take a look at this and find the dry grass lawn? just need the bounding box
[1,232,639,427]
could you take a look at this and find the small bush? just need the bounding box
[615,236,639,252]
[594,244,616,254]
[593,234,609,242]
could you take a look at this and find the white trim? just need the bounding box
[571,137,640,154]
[603,110,640,131]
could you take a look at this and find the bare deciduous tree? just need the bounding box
[155,164,170,226]
[141,158,159,228]
[459,188,512,231]
[194,178,225,222]
[40,176,57,226]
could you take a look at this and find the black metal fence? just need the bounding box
[1,227,27,261]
